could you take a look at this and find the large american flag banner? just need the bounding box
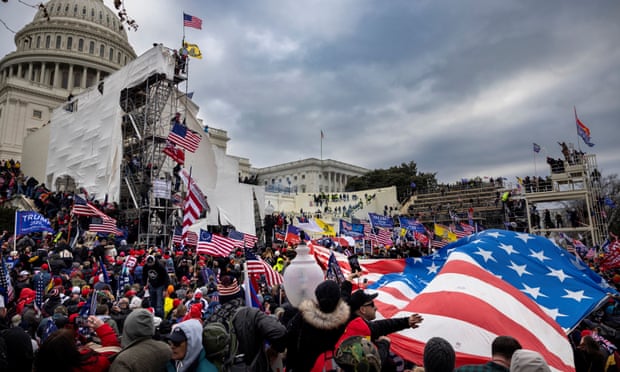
[197,230,236,257]
[311,230,614,370]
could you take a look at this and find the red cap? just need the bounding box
[41,263,49,271]
[173,298,182,308]
[125,290,136,298]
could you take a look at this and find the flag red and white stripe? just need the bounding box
[180,170,207,244]
[197,233,236,257]
[246,257,283,287]
[375,252,574,371]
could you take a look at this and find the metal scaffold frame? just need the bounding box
[119,72,184,247]
[523,152,608,247]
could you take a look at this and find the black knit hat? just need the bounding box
[315,280,341,313]
[423,337,455,372]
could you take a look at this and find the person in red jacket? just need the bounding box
[33,315,121,372]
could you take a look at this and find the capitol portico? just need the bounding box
[253,158,369,194]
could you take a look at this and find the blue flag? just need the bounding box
[15,210,55,235]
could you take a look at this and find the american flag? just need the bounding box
[245,249,283,287]
[228,230,258,248]
[168,123,201,153]
[460,222,476,234]
[89,216,121,235]
[0,257,14,304]
[180,170,207,244]
[368,228,393,247]
[197,230,236,257]
[361,230,614,369]
[72,195,104,217]
[172,226,197,246]
[451,223,469,239]
[183,13,203,30]
[72,195,119,235]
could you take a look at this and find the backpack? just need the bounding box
[203,318,247,372]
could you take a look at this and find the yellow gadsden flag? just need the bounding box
[314,217,336,236]
[434,223,457,242]
[183,42,202,59]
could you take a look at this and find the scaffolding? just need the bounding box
[118,71,186,247]
[523,151,608,247]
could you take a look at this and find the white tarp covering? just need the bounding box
[44,44,260,235]
[46,45,175,202]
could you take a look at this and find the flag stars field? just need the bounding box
[508,261,531,277]
[473,247,496,263]
[498,242,517,255]
[562,289,592,302]
[547,267,571,283]
[521,283,547,300]
[529,249,551,262]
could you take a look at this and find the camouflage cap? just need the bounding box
[334,335,381,372]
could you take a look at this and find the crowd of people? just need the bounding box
[2,157,620,371]
[1,223,619,372]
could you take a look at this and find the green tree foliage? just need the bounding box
[345,161,437,202]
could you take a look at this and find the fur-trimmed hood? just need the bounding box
[299,298,350,330]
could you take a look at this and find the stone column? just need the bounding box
[17,64,23,78]
[40,63,47,84]
[81,66,87,88]
[27,63,33,81]
[67,64,74,89]
[53,63,60,88]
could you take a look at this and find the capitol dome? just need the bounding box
[0,0,137,160]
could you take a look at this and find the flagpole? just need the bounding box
[320,130,323,161]
[533,150,537,179]
[243,262,252,306]
[574,106,582,153]
[13,210,17,253]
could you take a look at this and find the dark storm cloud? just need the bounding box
[2,0,618,184]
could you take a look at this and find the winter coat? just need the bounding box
[285,299,350,372]
[232,306,287,371]
[109,309,172,372]
[72,323,121,372]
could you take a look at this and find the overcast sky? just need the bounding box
[1,0,619,185]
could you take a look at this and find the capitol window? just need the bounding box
[56,35,61,49]
[33,110,42,119]
[66,37,72,50]
[109,47,114,61]
[36,36,41,48]
[99,44,104,57]
[89,41,95,54]
[78,39,84,52]
[45,35,50,49]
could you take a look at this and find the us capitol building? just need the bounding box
[0,0,368,195]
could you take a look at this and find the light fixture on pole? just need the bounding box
[282,240,324,307]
